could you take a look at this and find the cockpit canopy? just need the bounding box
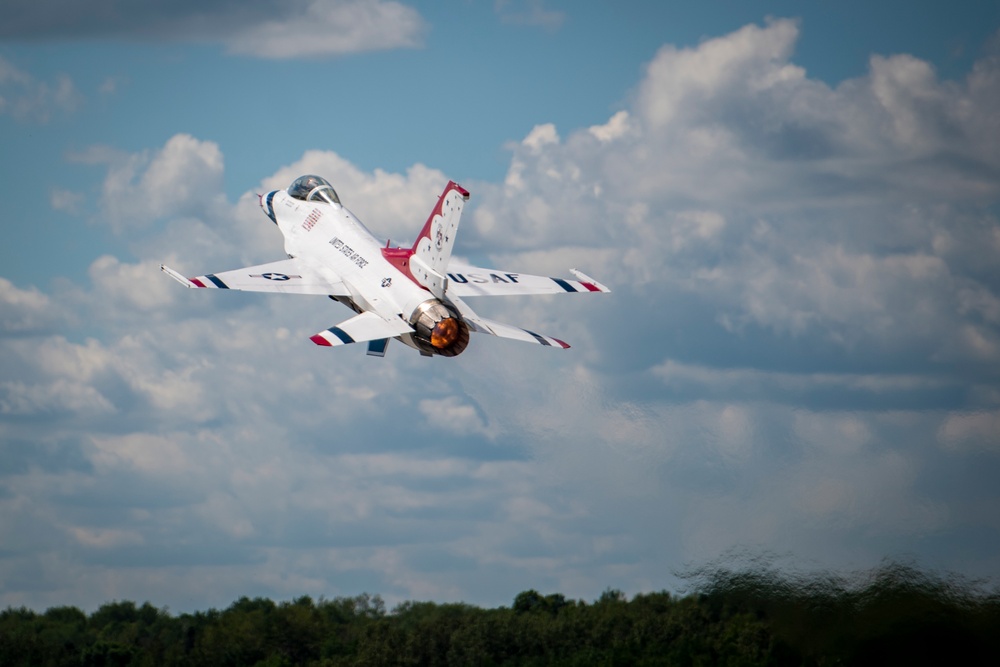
[288,175,341,206]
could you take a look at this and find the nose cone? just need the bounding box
[259,190,278,224]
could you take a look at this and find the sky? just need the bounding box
[2,0,1000,613]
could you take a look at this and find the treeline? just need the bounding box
[2,562,999,666]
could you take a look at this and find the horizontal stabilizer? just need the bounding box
[466,316,570,348]
[449,295,569,348]
[311,311,413,348]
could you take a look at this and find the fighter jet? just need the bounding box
[162,175,609,357]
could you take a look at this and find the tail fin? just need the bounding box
[409,181,469,299]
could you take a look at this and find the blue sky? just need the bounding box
[2,0,1000,612]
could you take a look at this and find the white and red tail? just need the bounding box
[409,181,469,299]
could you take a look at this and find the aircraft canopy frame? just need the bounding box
[288,174,341,205]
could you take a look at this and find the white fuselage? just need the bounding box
[265,189,443,350]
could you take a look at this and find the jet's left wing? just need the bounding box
[445,262,610,298]
[161,258,348,296]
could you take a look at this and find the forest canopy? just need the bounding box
[2,561,998,666]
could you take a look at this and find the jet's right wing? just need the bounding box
[445,262,610,298]
[161,257,348,296]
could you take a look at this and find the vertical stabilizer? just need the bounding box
[410,181,469,298]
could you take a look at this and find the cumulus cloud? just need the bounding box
[87,256,178,312]
[88,432,196,475]
[0,378,116,416]
[93,134,225,232]
[469,18,1000,369]
[938,411,1000,452]
[0,277,57,334]
[0,0,425,59]
[588,111,632,143]
[419,396,495,438]
[3,19,1000,612]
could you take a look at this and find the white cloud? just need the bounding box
[636,19,804,130]
[0,277,56,333]
[3,18,1000,612]
[88,256,177,312]
[521,123,560,152]
[938,411,1000,452]
[98,134,226,231]
[223,0,425,59]
[88,432,197,475]
[29,336,114,384]
[793,412,873,455]
[0,378,116,416]
[465,18,1000,366]
[588,111,632,143]
[419,396,494,438]
[195,492,257,539]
